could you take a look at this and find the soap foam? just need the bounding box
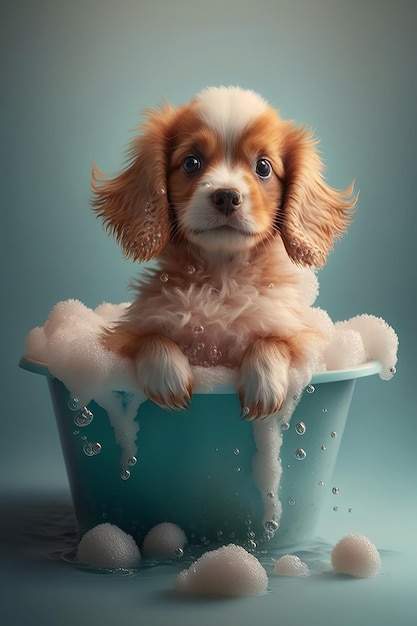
[331,533,381,578]
[77,523,141,569]
[273,554,310,576]
[174,544,268,596]
[142,522,187,559]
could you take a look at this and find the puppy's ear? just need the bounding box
[278,124,357,267]
[91,103,177,262]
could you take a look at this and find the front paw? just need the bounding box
[136,335,193,411]
[238,338,290,420]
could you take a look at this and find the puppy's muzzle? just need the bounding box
[212,188,242,216]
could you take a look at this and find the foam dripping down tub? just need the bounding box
[20,356,381,551]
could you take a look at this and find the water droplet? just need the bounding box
[196,342,205,351]
[72,430,79,436]
[242,406,250,416]
[267,491,275,499]
[288,498,296,506]
[194,325,204,334]
[333,506,340,512]
[159,272,169,283]
[247,530,255,539]
[330,431,337,439]
[281,421,290,431]
[306,384,315,394]
[318,481,324,486]
[268,283,274,289]
[295,448,307,460]
[74,407,94,427]
[332,487,340,495]
[295,421,306,435]
[236,467,241,472]
[68,397,80,411]
[156,187,166,196]
[293,394,300,401]
[120,469,131,480]
[233,448,240,455]
[175,548,184,558]
[209,345,221,363]
[127,456,137,467]
[187,265,196,274]
[83,441,102,456]
[321,444,327,451]
[389,366,396,376]
[264,519,279,533]
[247,539,257,550]
[348,508,353,513]
[322,408,328,413]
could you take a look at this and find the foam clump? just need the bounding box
[142,522,187,559]
[324,327,366,371]
[174,544,268,596]
[25,301,399,401]
[25,299,138,407]
[273,554,309,576]
[77,523,141,569]
[336,315,398,380]
[331,533,381,578]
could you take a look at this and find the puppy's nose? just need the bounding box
[212,188,242,216]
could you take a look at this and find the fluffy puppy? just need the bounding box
[91,86,356,420]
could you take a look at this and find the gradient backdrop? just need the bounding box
[2,0,416,553]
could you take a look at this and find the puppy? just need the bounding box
[91,86,356,420]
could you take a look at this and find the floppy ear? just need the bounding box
[278,124,357,267]
[91,103,177,262]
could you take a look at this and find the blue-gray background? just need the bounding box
[1,0,416,548]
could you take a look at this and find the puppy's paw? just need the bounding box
[136,335,193,411]
[238,338,291,420]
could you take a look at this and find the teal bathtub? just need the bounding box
[19,356,380,551]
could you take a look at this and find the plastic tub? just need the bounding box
[19,356,380,550]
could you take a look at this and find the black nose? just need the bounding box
[212,188,242,216]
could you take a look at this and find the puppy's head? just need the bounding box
[91,86,356,266]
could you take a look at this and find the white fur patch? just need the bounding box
[179,163,259,244]
[194,86,269,144]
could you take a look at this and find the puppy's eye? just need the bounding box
[255,158,272,180]
[183,155,202,175]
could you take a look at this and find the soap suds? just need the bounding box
[77,522,141,569]
[273,554,310,576]
[142,522,187,559]
[331,533,382,578]
[174,544,268,596]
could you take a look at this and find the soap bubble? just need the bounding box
[295,422,306,435]
[74,407,94,427]
[264,519,279,533]
[295,448,307,460]
[83,441,102,456]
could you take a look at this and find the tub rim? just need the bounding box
[19,355,382,395]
